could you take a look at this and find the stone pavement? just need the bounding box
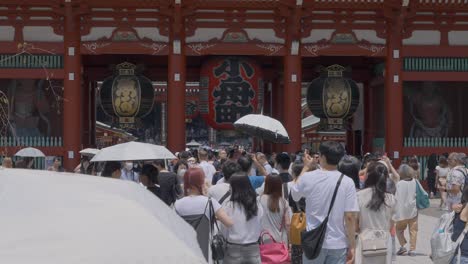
[395,198,445,264]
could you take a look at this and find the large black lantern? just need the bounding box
[100,62,154,128]
[306,65,360,130]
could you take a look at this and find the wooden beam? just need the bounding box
[184,43,286,56]
[0,69,64,79]
[403,45,468,57]
[402,147,468,157]
[401,72,468,82]
[0,42,64,54]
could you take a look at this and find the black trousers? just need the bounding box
[427,170,437,195]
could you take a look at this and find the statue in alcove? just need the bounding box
[7,79,51,137]
[408,82,451,138]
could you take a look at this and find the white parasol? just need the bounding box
[14,147,45,158]
[186,140,202,148]
[79,148,100,157]
[234,114,290,144]
[0,169,206,264]
[90,141,176,162]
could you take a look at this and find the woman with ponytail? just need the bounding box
[355,161,396,264]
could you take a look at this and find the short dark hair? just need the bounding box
[102,161,121,177]
[275,153,291,170]
[222,160,241,181]
[173,160,188,173]
[237,156,253,173]
[141,164,159,184]
[338,156,361,189]
[179,151,191,160]
[319,141,345,166]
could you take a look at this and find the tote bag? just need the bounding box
[259,231,290,264]
[416,180,430,209]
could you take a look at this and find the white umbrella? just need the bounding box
[0,169,206,264]
[234,114,290,144]
[186,140,202,147]
[79,148,100,156]
[14,147,45,158]
[90,141,176,162]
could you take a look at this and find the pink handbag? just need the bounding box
[259,231,291,264]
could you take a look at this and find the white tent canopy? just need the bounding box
[0,169,205,264]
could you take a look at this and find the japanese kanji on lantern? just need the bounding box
[99,62,154,128]
[199,57,263,130]
[306,65,360,130]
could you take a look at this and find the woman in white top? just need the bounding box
[221,172,263,264]
[175,168,232,263]
[393,164,418,256]
[356,162,396,264]
[259,173,292,245]
[436,156,450,209]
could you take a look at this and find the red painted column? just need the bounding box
[384,17,403,163]
[63,0,82,171]
[283,54,302,153]
[167,1,186,152]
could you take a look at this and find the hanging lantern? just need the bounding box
[200,56,263,130]
[100,62,154,128]
[306,65,360,130]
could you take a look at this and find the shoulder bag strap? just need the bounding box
[455,222,468,264]
[208,198,222,234]
[283,183,289,200]
[326,173,345,217]
[279,198,288,232]
[219,190,231,204]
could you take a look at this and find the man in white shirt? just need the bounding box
[198,149,216,183]
[291,141,359,264]
[208,161,241,205]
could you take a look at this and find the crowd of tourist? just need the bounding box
[2,141,468,264]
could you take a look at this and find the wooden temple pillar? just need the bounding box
[283,3,302,154]
[384,12,404,164]
[363,81,374,154]
[63,0,82,171]
[283,54,302,154]
[167,0,186,152]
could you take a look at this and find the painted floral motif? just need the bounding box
[82,42,111,54]
[187,43,217,55]
[255,44,283,56]
[139,43,167,55]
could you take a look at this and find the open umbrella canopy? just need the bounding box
[79,148,100,157]
[234,114,290,144]
[90,141,176,162]
[0,169,205,264]
[14,147,45,157]
[186,140,202,147]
